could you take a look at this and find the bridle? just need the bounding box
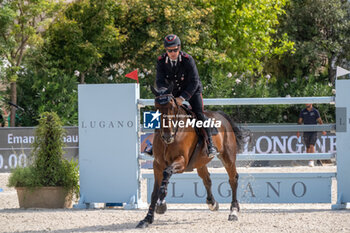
[155,94,181,144]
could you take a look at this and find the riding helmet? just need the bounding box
[164,34,181,48]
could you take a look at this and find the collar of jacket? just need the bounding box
[165,52,182,64]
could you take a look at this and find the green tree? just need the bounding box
[43,0,126,84]
[113,0,213,91]
[208,0,293,74]
[14,0,295,125]
[265,0,350,83]
[41,0,292,91]
[16,49,78,126]
[14,0,125,126]
[111,0,293,98]
[0,0,62,126]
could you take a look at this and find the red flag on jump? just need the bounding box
[125,69,139,83]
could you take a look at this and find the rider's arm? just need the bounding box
[156,60,168,89]
[180,56,199,100]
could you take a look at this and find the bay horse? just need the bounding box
[137,85,243,228]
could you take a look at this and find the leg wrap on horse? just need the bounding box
[145,212,154,223]
[230,201,240,211]
[158,166,173,200]
[162,166,173,184]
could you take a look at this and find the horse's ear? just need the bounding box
[166,82,174,94]
[151,86,159,96]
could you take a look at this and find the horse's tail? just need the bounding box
[217,111,248,153]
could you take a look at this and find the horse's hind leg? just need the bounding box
[224,162,239,221]
[197,166,219,211]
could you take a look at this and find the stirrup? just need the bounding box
[208,146,219,158]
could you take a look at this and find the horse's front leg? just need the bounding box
[136,162,163,228]
[156,156,186,214]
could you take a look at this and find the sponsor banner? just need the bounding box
[141,132,336,154]
[0,127,78,173]
[141,131,336,167]
[242,132,336,154]
[0,127,336,172]
[143,172,334,203]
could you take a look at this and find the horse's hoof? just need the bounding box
[155,204,167,214]
[155,202,167,214]
[136,220,149,228]
[208,201,219,211]
[228,214,238,221]
[228,208,238,221]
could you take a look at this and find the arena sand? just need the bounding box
[1,167,350,233]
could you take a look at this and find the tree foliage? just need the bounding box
[0,0,63,126]
[43,0,126,84]
[0,0,61,70]
[209,0,293,73]
[265,0,350,83]
[39,0,292,95]
[3,0,348,126]
[16,51,78,126]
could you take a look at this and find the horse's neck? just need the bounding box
[177,107,196,133]
[177,107,192,121]
[177,106,187,116]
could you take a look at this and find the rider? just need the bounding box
[155,34,219,158]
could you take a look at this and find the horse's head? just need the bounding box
[151,84,179,144]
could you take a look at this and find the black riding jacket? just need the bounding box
[156,51,203,101]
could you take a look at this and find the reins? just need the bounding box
[155,94,182,144]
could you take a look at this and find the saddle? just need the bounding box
[180,104,218,137]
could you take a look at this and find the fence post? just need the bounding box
[333,78,350,209]
[77,83,144,209]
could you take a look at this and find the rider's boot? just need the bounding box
[205,127,219,158]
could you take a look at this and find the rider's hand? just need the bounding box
[175,96,185,105]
